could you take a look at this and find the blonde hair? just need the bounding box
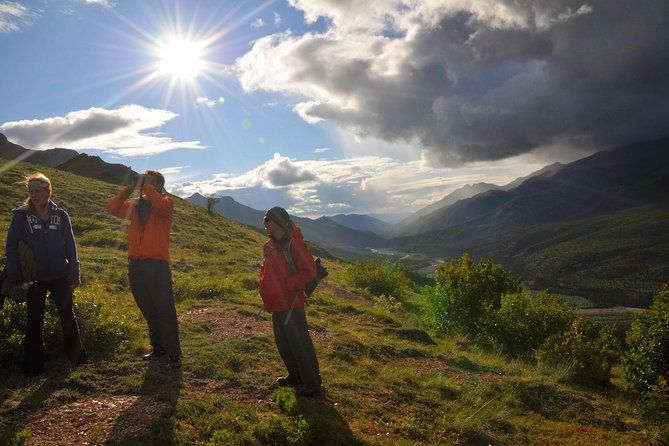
[22,172,52,207]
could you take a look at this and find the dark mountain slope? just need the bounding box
[0,132,78,167]
[57,153,139,186]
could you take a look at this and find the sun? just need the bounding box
[155,37,206,80]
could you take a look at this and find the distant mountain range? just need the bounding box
[186,193,386,260]
[327,213,394,236]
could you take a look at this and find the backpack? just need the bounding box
[282,239,328,296]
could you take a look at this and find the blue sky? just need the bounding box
[2,0,667,219]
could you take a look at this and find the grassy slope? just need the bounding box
[0,161,659,445]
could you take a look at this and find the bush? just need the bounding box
[0,285,139,362]
[622,286,669,395]
[536,316,621,386]
[428,254,522,338]
[74,285,140,354]
[344,257,412,300]
[493,291,576,357]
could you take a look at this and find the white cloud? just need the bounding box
[195,97,217,108]
[0,1,39,33]
[168,151,547,216]
[314,147,330,153]
[274,11,281,25]
[233,0,669,167]
[251,17,265,28]
[82,0,112,7]
[0,105,204,157]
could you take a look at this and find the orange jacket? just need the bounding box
[106,184,173,262]
[259,226,317,313]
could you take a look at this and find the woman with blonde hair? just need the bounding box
[4,172,86,375]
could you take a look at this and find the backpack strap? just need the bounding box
[282,238,297,274]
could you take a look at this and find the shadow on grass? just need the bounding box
[104,359,182,445]
[0,359,69,434]
[294,393,362,445]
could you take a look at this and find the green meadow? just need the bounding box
[0,160,665,445]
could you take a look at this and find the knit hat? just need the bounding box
[264,206,291,232]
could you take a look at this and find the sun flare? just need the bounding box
[155,37,206,80]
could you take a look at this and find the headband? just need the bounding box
[27,180,49,190]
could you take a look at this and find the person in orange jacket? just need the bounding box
[106,171,181,369]
[259,206,322,396]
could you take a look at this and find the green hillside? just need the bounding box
[0,161,663,445]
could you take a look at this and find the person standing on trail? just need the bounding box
[4,173,86,376]
[106,170,182,369]
[259,206,322,397]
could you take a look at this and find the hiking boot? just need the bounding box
[169,355,182,369]
[142,350,166,361]
[295,386,322,397]
[276,375,302,387]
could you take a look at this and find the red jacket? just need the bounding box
[259,226,317,313]
[106,184,173,262]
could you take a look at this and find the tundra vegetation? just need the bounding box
[0,160,667,445]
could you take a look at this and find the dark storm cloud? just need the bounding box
[235,0,669,166]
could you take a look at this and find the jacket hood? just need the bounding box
[289,225,304,240]
[12,200,59,214]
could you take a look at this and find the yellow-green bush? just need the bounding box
[343,257,411,300]
[426,253,522,339]
[536,316,620,386]
[622,286,669,395]
[493,291,576,357]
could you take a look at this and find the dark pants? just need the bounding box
[128,259,181,358]
[24,277,85,374]
[272,307,321,389]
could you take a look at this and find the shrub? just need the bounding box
[344,257,412,300]
[428,254,522,338]
[536,316,621,386]
[74,286,140,354]
[493,291,576,357]
[0,285,139,362]
[622,286,669,395]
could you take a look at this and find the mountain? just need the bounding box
[326,213,393,236]
[389,138,669,306]
[186,193,387,260]
[394,163,566,237]
[57,153,139,186]
[0,132,78,167]
[396,139,667,237]
[394,182,502,234]
[501,162,565,190]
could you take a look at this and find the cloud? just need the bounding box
[0,1,39,33]
[195,97,217,108]
[233,0,669,167]
[168,151,547,216]
[0,105,204,157]
[251,17,265,28]
[314,147,330,153]
[82,0,112,6]
[274,12,281,25]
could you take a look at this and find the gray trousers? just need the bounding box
[272,306,321,389]
[128,259,181,357]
